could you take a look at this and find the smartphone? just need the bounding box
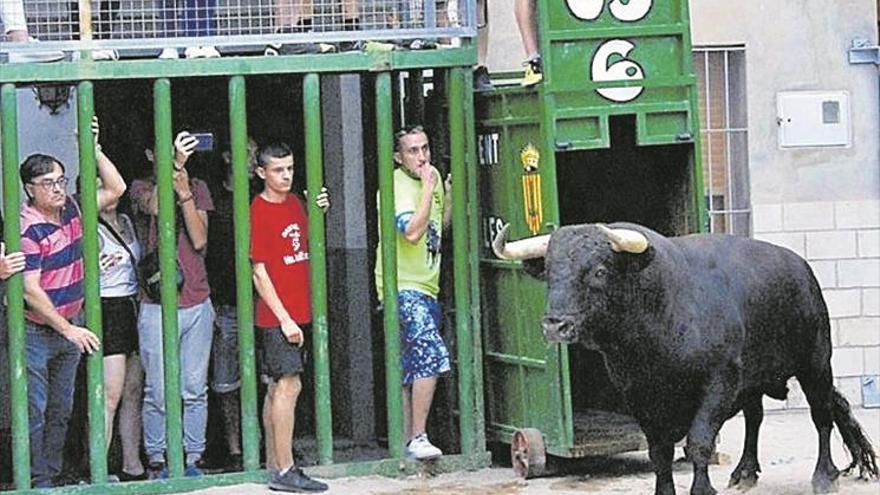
[191,132,215,152]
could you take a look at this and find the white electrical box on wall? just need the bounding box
[777,91,851,148]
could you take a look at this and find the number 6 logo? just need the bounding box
[591,39,645,102]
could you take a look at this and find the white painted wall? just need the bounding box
[692,0,879,409]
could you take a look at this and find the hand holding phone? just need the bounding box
[190,132,215,152]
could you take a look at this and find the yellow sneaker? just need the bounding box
[363,40,396,52]
[521,57,543,87]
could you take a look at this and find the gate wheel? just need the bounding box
[511,428,546,478]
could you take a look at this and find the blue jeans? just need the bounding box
[159,0,216,37]
[138,299,215,464]
[25,317,82,488]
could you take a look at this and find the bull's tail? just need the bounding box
[831,387,878,480]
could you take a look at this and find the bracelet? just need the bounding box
[177,194,194,205]
[94,143,102,153]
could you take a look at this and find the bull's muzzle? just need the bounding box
[542,316,577,343]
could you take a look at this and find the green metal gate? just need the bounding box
[1,49,489,493]
[478,0,706,475]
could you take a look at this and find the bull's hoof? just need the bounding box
[690,485,717,495]
[811,474,839,494]
[728,471,758,491]
[728,461,761,490]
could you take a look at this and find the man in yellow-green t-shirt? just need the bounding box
[375,125,452,460]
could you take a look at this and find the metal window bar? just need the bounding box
[694,46,751,237]
[1,0,476,53]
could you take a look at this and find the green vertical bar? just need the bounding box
[681,0,708,233]
[302,73,334,465]
[153,78,184,478]
[447,68,474,455]
[227,76,260,472]
[462,68,486,453]
[1,83,31,490]
[375,72,404,459]
[76,81,109,483]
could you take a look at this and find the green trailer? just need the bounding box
[477,0,706,477]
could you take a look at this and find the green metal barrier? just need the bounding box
[303,73,334,465]
[375,71,405,459]
[0,50,489,494]
[227,75,261,474]
[76,81,109,485]
[2,83,30,491]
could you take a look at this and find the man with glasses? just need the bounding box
[375,125,452,460]
[18,119,126,487]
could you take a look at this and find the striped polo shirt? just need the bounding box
[20,197,84,324]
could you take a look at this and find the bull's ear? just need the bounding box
[522,258,546,280]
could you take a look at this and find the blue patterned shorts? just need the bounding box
[398,290,451,385]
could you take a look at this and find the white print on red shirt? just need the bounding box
[281,223,309,266]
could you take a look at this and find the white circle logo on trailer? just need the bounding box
[565,0,652,103]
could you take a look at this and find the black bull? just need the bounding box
[493,222,877,495]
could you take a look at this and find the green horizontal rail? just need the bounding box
[546,23,687,41]
[0,48,476,84]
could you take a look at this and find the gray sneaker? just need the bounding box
[268,467,328,493]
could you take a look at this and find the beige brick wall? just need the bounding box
[754,200,880,409]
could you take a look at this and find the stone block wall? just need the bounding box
[754,200,880,410]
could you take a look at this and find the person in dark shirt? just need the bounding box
[204,137,257,470]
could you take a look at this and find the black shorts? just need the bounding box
[101,296,139,356]
[256,323,311,382]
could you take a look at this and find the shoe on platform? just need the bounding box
[405,433,442,460]
[520,56,544,87]
[184,45,220,58]
[268,466,328,493]
[158,47,179,59]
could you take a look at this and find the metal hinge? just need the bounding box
[848,39,879,65]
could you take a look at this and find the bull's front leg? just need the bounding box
[648,439,677,495]
[687,368,740,495]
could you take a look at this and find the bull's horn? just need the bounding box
[492,223,550,260]
[597,224,649,254]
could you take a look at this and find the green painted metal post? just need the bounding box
[447,67,475,455]
[227,75,260,472]
[681,0,708,233]
[303,73,334,465]
[376,72,405,458]
[1,83,31,490]
[461,68,486,454]
[76,81,109,483]
[153,78,185,478]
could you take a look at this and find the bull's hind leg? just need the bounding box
[798,371,840,493]
[729,394,763,490]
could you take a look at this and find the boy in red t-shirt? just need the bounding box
[250,142,329,493]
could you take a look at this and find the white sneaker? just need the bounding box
[158,47,179,59]
[405,433,442,460]
[184,46,220,58]
[91,49,119,61]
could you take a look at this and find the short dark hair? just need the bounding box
[20,153,65,185]
[393,125,426,152]
[256,142,292,169]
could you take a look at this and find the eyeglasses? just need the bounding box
[30,177,69,191]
